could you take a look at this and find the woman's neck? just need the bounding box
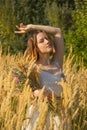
[37,54,51,66]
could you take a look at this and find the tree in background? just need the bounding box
[0,0,87,66]
[0,0,28,54]
[45,1,73,30]
[65,0,87,66]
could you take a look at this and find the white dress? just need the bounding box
[40,69,63,97]
[22,69,65,130]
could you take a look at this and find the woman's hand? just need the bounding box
[33,89,41,98]
[14,23,31,34]
[32,89,52,101]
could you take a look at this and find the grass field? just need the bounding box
[0,48,87,130]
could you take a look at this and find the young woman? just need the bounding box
[15,23,66,130]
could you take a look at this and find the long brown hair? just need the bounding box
[25,30,54,61]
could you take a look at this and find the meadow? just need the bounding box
[0,48,87,130]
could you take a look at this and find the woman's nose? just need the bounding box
[44,38,49,44]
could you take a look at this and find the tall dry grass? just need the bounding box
[0,48,87,130]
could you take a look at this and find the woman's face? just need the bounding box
[36,32,53,54]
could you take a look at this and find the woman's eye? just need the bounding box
[39,37,49,43]
[39,39,44,43]
[45,37,48,40]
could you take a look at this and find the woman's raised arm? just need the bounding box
[15,23,61,34]
[15,23,64,68]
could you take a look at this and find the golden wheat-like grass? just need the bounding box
[0,48,87,130]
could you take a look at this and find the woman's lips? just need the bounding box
[46,43,52,48]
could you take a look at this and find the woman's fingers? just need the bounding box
[16,24,26,29]
[15,24,26,34]
[16,25,20,30]
[15,23,29,34]
[20,23,23,26]
[20,23,24,27]
[14,30,26,34]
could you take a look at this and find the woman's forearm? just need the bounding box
[15,23,62,35]
[29,24,61,35]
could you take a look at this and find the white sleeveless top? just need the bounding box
[40,69,63,97]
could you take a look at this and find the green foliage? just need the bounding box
[45,2,60,27]
[0,0,29,54]
[14,0,47,24]
[45,2,73,30]
[65,1,87,66]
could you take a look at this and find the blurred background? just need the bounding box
[0,0,87,66]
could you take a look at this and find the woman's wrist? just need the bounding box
[27,24,33,31]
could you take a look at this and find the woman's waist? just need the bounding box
[44,83,63,97]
